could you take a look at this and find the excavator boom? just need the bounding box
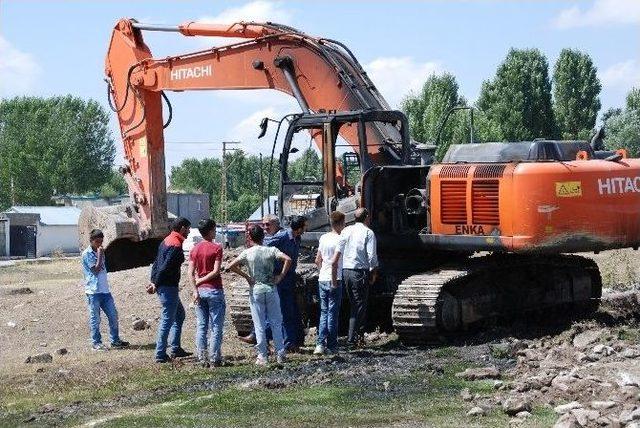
[80,18,406,271]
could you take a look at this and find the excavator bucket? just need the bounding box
[78,205,162,272]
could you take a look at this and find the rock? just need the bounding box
[8,287,33,295]
[554,402,583,414]
[502,397,532,416]
[554,413,579,428]
[493,380,504,389]
[618,372,640,388]
[456,367,500,380]
[460,388,474,401]
[467,406,485,416]
[592,344,614,356]
[590,401,616,410]
[382,381,390,391]
[6,321,16,328]
[24,353,53,364]
[39,403,55,413]
[35,367,44,373]
[573,330,602,348]
[516,411,532,419]
[571,408,600,426]
[621,349,640,359]
[39,342,47,347]
[132,319,150,331]
[631,408,640,420]
[22,415,36,423]
[57,369,70,376]
[552,375,574,392]
[55,348,68,355]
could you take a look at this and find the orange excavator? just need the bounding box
[80,18,640,343]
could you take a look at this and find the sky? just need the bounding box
[1,0,639,175]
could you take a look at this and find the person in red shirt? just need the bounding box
[188,219,225,367]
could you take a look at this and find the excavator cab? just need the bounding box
[277,109,416,234]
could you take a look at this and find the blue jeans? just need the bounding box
[277,276,305,349]
[250,288,285,359]
[86,293,121,346]
[317,281,343,350]
[155,286,185,359]
[195,288,226,362]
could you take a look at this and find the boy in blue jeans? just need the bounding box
[188,219,225,367]
[81,229,129,351]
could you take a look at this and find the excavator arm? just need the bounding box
[80,18,407,271]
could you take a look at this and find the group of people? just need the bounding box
[80,207,378,366]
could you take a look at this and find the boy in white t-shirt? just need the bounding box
[313,211,346,355]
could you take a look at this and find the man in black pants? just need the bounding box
[340,208,378,347]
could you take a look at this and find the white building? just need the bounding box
[5,206,82,257]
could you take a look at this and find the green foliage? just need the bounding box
[99,169,128,198]
[288,147,322,181]
[170,149,321,222]
[0,96,115,209]
[604,87,640,157]
[552,49,601,139]
[477,48,557,141]
[401,73,469,159]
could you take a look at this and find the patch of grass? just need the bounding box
[0,362,262,422]
[432,346,457,358]
[617,326,640,341]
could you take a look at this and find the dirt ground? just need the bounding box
[1,248,640,427]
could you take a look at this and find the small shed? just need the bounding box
[167,193,210,225]
[5,206,82,257]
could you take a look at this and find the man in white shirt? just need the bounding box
[340,208,378,347]
[313,211,346,355]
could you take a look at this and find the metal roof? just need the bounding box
[7,206,82,226]
[248,196,278,221]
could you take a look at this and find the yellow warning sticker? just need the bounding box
[555,181,582,198]
[138,137,148,157]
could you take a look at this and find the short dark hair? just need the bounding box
[290,215,307,231]
[171,217,191,232]
[354,208,369,223]
[89,229,104,241]
[198,219,216,236]
[248,224,264,244]
[330,211,345,227]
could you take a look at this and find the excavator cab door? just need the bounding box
[279,123,335,231]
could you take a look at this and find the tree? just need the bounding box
[552,49,601,139]
[168,147,325,222]
[288,148,322,181]
[401,73,469,159]
[605,87,640,156]
[477,48,557,141]
[99,169,128,198]
[0,96,115,209]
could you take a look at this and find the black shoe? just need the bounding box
[111,340,130,348]
[169,347,193,358]
[155,354,171,363]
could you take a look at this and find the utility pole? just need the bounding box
[10,176,15,206]
[259,153,264,219]
[221,141,241,230]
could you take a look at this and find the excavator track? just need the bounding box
[392,253,602,345]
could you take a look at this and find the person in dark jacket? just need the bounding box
[148,217,192,363]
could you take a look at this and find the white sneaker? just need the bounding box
[276,352,287,364]
[313,345,326,355]
[92,343,108,352]
[255,355,268,366]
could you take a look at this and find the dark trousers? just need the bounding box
[277,276,305,349]
[343,268,369,344]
